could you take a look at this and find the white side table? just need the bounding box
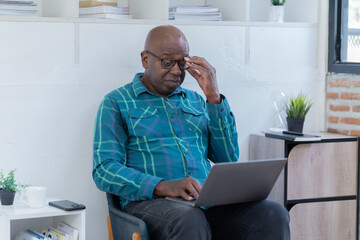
[0,198,85,240]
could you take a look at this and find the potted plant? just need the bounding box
[269,0,286,23]
[271,0,286,5]
[285,93,313,133]
[0,169,27,206]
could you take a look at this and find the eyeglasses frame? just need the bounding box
[144,50,188,70]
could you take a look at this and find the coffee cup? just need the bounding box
[20,186,47,208]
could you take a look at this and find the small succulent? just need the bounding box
[271,0,286,6]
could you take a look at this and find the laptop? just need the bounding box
[166,158,287,207]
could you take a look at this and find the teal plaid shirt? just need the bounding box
[93,73,239,208]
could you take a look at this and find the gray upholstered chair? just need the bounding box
[106,193,149,240]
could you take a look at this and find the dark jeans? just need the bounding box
[124,198,290,240]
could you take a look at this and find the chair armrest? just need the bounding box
[108,205,149,240]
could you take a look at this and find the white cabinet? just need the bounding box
[129,0,317,22]
[36,0,317,23]
[128,0,246,21]
[0,199,85,240]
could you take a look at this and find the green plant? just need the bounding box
[271,0,286,6]
[285,93,313,118]
[0,169,28,192]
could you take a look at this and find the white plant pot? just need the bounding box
[268,5,284,23]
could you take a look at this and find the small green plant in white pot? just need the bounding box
[285,93,313,133]
[269,0,286,23]
[0,169,28,205]
[271,0,286,6]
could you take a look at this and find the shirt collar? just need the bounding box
[132,73,148,97]
[132,72,186,98]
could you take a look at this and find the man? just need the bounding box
[93,25,290,239]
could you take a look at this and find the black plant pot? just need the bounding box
[0,189,16,205]
[286,117,305,133]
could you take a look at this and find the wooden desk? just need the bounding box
[249,132,359,240]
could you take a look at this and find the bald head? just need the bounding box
[144,25,189,53]
[140,25,189,98]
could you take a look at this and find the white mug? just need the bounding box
[20,186,47,208]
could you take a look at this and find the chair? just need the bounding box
[106,193,149,240]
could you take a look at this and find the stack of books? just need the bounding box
[169,5,222,21]
[14,222,79,240]
[79,0,132,20]
[79,0,117,8]
[0,0,38,17]
[79,5,131,19]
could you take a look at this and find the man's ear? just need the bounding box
[141,51,148,69]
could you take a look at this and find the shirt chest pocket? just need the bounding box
[128,107,159,136]
[180,105,207,134]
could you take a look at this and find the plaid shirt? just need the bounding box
[93,73,239,208]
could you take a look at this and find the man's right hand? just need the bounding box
[153,177,202,201]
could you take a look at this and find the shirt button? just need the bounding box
[176,133,180,137]
[184,151,188,155]
[171,115,174,119]
[188,172,192,175]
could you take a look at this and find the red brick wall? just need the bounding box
[326,74,360,136]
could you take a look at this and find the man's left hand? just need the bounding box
[185,56,221,104]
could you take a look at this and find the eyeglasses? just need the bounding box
[145,50,188,70]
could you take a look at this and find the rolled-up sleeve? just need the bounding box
[206,94,239,163]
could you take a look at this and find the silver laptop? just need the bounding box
[166,158,287,207]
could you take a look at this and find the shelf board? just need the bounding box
[0,16,317,28]
[0,198,84,220]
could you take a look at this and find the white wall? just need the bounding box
[0,20,324,239]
